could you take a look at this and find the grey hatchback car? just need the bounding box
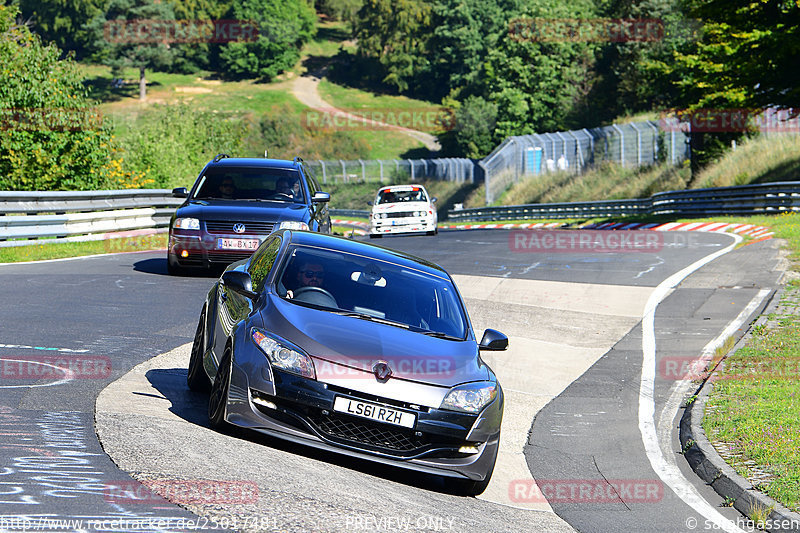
[188,230,508,495]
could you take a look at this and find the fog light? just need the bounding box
[180,250,189,258]
[458,445,479,454]
[252,397,277,410]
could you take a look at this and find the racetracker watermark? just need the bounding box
[302,107,456,132]
[510,230,664,253]
[660,356,800,382]
[0,107,103,132]
[509,479,663,504]
[315,357,459,381]
[659,108,800,133]
[103,19,258,44]
[104,479,259,505]
[0,356,111,379]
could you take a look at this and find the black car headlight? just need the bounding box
[251,328,316,379]
[440,381,498,413]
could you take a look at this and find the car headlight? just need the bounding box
[278,221,309,231]
[373,213,381,220]
[251,329,315,379]
[173,217,200,230]
[440,381,497,413]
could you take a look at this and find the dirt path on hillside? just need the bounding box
[291,73,441,152]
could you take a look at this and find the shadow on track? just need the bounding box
[144,366,459,496]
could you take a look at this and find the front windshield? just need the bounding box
[192,167,305,203]
[377,187,428,205]
[276,245,467,339]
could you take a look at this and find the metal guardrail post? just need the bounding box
[359,159,366,182]
[631,123,642,166]
[611,124,625,167]
[318,160,327,184]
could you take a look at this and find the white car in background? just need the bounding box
[369,185,438,238]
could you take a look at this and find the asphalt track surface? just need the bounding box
[0,229,785,532]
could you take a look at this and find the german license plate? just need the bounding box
[217,238,260,251]
[333,397,416,428]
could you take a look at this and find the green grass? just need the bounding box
[0,234,167,263]
[317,80,446,135]
[692,134,800,189]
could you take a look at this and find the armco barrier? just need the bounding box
[0,189,371,247]
[0,190,182,247]
[448,182,800,222]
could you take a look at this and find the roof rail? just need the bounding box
[293,156,304,164]
[213,153,230,163]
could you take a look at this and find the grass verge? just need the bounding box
[700,212,800,513]
[0,234,167,264]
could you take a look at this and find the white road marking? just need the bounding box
[0,358,74,389]
[0,343,89,353]
[639,232,750,533]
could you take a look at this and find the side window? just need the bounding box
[305,168,319,197]
[248,237,281,292]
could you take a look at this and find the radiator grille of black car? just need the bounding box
[310,412,427,453]
[205,221,275,235]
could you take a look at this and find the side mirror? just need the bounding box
[221,271,257,299]
[479,329,508,351]
[367,200,373,206]
[431,197,438,203]
[312,192,331,203]
[172,187,188,198]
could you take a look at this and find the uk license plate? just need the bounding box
[333,397,416,428]
[217,238,260,251]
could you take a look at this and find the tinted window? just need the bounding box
[248,237,281,292]
[193,167,306,203]
[276,245,467,339]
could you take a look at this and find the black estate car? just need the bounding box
[167,154,331,274]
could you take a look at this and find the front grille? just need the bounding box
[205,220,275,235]
[385,211,417,219]
[309,412,427,453]
[207,251,254,263]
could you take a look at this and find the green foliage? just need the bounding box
[353,0,432,93]
[676,0,800,111]
[481,0,598,138]
[439,96,498,158]
[250,104,371,160]
[0,3,122,191]
[18,0,107,59]
[423,0,518,99]
[114,104,246,188]
[316,0,363,22]
[219,0,316,80]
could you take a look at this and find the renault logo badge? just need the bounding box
[372,361,392,382]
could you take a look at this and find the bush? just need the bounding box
[0,4,120,190]
[115,104,246,188]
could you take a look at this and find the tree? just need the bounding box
[219,0,316,80]
[423,0,519,100]
[0,3,119,190]
[90,0,178,100]
[480,0,598,139]
[438,96,499,158]
[18,0,107,59]
[675,0,800,110]
[353,0,432,93]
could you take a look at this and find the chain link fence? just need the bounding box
[304,158,479,185]
[480,121,691,204]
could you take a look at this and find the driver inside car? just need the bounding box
[296,261,325,288]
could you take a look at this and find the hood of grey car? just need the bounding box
[259,296,489,388]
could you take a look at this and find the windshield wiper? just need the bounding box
[335,311,410,329]
[420,330,463,341]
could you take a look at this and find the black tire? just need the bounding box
[369,233,382,239]
[208,350,232,430]
[187,311,211,392]
[426,230,436,236]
